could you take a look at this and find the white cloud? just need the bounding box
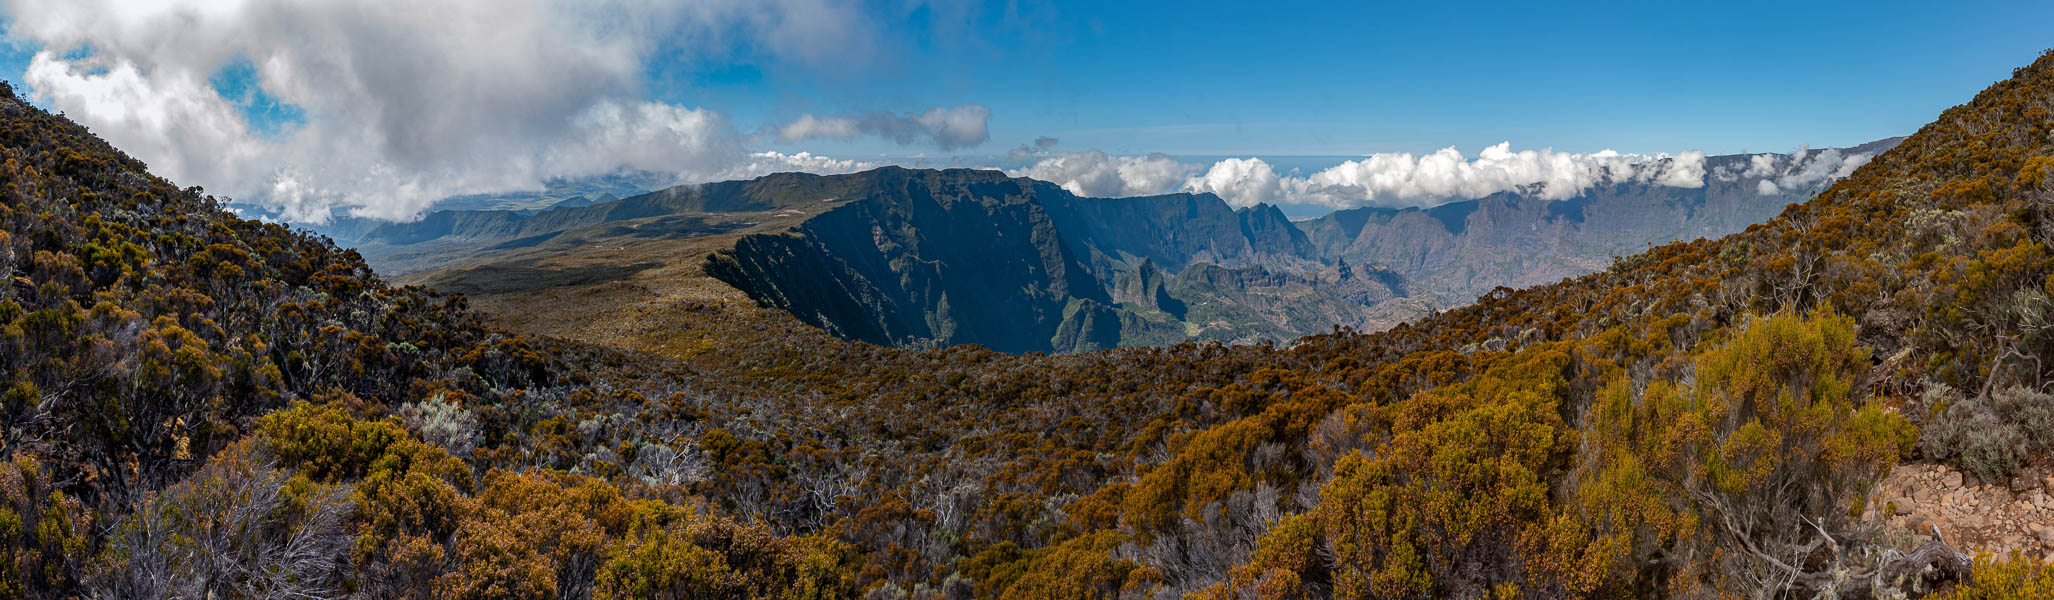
[722,151,883,180]
[771,104,992,150]
[1181,143,1709,209]
[1774,147,1871,190]
[3,0,883,222]
[1185,157,1284,207]
[23,51,271,194]
[1000,142,1875,210]
[1007,150,1192,197]
[1654,150,1707,188]
[775,114,864,141]
[1745,153,1780,178]
[1726,146,1876,196]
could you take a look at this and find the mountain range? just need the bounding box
[4,47,2054,600]
[317,142,1896,353]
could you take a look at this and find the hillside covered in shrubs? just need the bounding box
[7,49,2054,599]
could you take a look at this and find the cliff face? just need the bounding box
[707,169,1109,352]
[1038,192,1317,273]
[706,168,1390,352]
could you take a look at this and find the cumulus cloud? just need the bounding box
[999,141,1875,210]
[1770,147,1871,190]
[1654,150,1708,188]
[1744,154,1781,179]
[1034,136,1059,148]
[3,0,884,222]
[1008,150,1193,197]
[1712,146,1876,194]
[23,50,272,194]
[1000,143,1735,209]
[1186,158,1289,207]
[771,104,992,150]
[1182,143,1710,209]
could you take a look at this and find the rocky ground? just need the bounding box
[1867,462,2054,561]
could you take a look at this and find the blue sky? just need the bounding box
[703,1,2054,158]
[0,1,2048,220]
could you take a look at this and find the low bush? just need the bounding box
[396,393,483,457]
[1936,552,2054,599]
[1920,384,2053,482]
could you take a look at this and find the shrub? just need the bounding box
[1959,419,2027,484]
[1,380,35,415]
[0,454,88,599]
[1920,384,2045,482]
[628,441,710,487]
[1995,386,2054,451]
[1935,552,2054,599]
[1551,310,1915,595]
[397,393,482,457]
[998,531,1154,600]
[86,443,354,599]
[594,527,747,600]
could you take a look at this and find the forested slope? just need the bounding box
[5,49,2054,599]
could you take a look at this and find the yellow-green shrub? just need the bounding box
[1936,552,2054,599]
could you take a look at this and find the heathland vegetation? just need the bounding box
[7,49,2054,599]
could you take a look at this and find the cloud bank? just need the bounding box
[2,0,909,222]
[1008,143,1716,208]
[1005,142,1880,210]
[1191,144,1710,209]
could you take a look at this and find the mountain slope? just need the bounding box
[7,50,2054,599]
[706,168,1111,352]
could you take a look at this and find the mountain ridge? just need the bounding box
[334,142,1893,354]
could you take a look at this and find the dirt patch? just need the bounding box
[1866,462,2054,561]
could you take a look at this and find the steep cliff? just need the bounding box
[705,167,1394,352]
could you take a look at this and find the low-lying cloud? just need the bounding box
[1716,146,1873,195]
[1192,144,1710,209]
[1004,142,1882,209]
[1007,150,1191,198]
[771,105,992,150]
[1008,142,1714,208]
